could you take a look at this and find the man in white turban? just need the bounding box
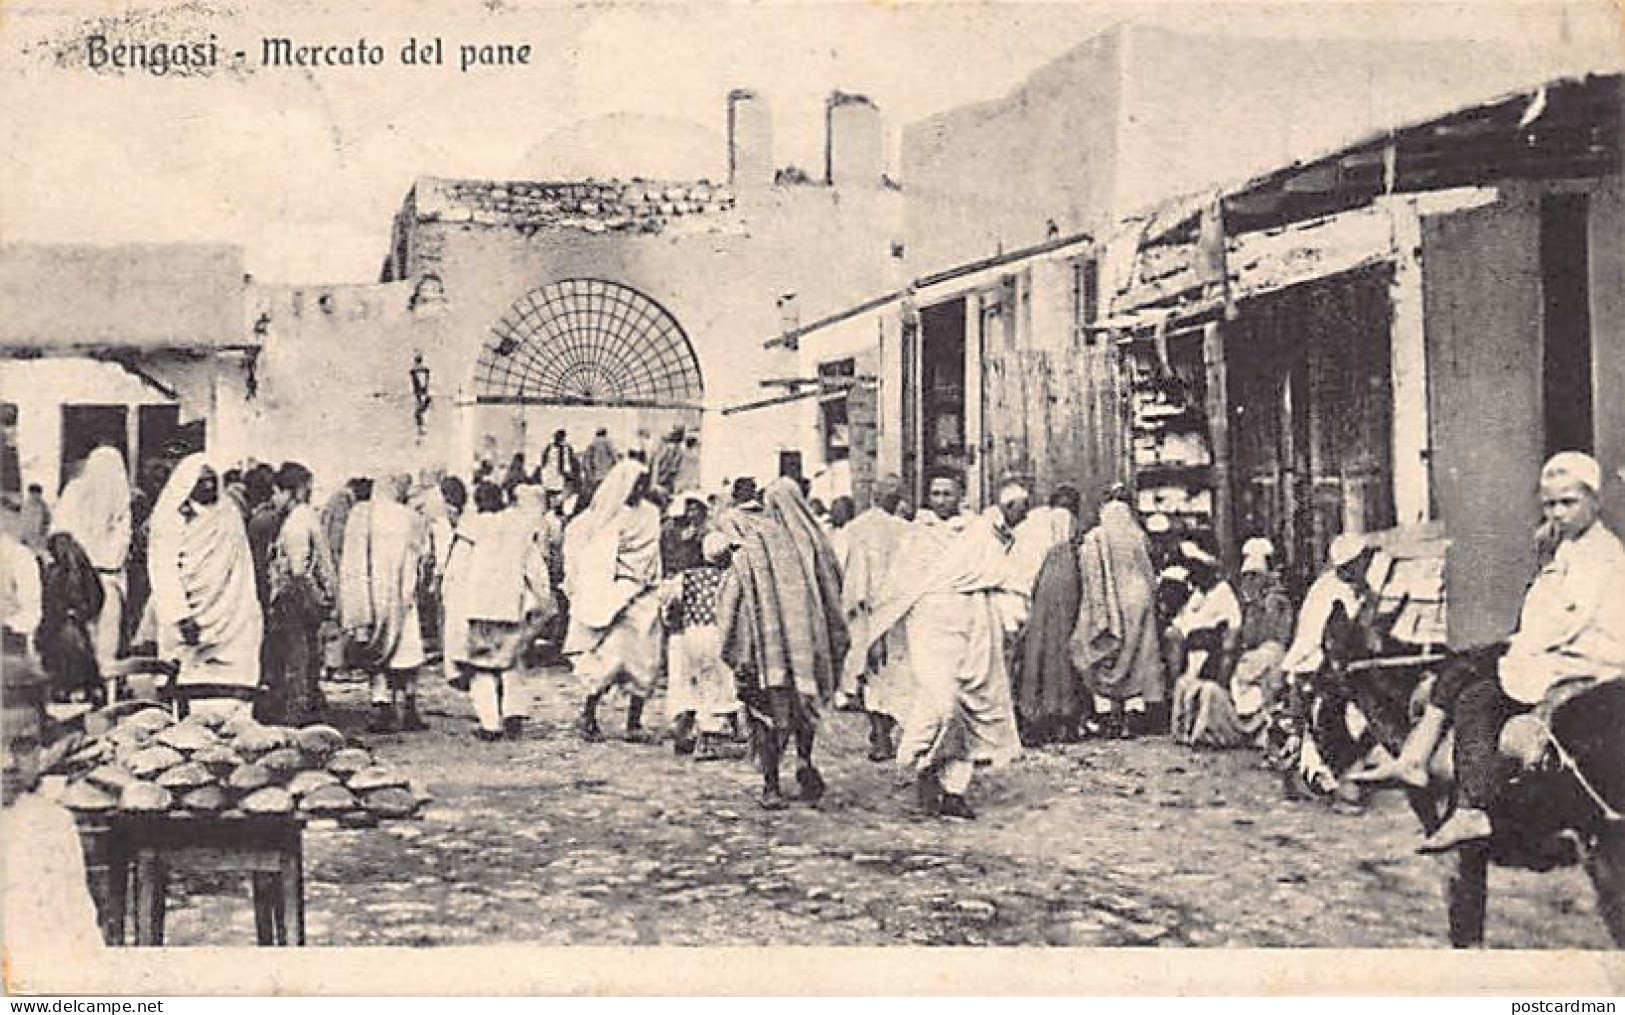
[1353,451,1625,851]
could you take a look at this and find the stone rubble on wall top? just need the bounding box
[413,176,738,234]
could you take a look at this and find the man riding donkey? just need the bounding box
[1352,452,1625,852]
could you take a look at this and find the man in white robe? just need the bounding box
[340,474,430,733]
[147,455,264,722]
[837,475,913,761]
[4,640,104,974]
[864,474,1026,819]
[1354,452,1625,851]
[1,500,42,658]
[564,460,664,741]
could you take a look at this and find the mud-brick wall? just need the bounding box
[244,282,447,497]
[1422,176,1625,649]
[901,30,1122,279]
[1587,173,1625,532]
[402,183,902,490]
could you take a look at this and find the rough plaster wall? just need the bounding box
[233,182,898,492]
[1422,195,1543,650]
[0,358,173,494]
[247,283,442,495]
[826,99,884,187]
[1588,174,1625,531]
[899,23,1577,281]
[730,308,897,495]
[901,30,1122,277]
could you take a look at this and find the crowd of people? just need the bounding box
[5,429,1624,842]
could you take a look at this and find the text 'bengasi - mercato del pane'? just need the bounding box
[84,35,533,75]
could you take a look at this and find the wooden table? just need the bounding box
[83,813,308,946]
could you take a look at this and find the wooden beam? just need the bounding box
[720,387,823,416]
[1385,197,1432,526]
[1283,164,1340,194]
[758,375,877,391]
[1202,321,1234,561]
[1339,147,1389,170]
[97,353,182,401]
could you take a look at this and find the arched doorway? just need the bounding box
[467,279,704,471]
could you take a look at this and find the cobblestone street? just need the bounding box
[159,665,1612,949]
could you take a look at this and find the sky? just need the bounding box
[1,0,1619,283]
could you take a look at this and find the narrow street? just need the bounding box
[158,666,1612,949]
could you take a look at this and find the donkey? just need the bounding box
[1319,604,1625,947]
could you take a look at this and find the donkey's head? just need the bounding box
[1322,597,1384,672]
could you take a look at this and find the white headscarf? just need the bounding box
[146,454,262,682]
[566,459,647,553]
[1006,505,1075,594]
[562,459,659,631]
[53,446,131,571]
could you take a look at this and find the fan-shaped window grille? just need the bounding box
[474,279,703,408]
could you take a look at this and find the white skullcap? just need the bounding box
[1145,513,1173,535]
[1328,532,1368,569]
[997,480,1030,505]
[1541,451,1602,494]
[701,531,730,562]
[1240,537,1275,573]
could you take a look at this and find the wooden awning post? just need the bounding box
[1202,320,1234,562]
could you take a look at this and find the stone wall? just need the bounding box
[249,176,903,495]
[414,177,738,234]
[384,179,900,488]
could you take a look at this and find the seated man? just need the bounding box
[1168,543,1247,746]
[1230,537,1296,741]
[1354,452,1625,852]
[1268,533,1377,787]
